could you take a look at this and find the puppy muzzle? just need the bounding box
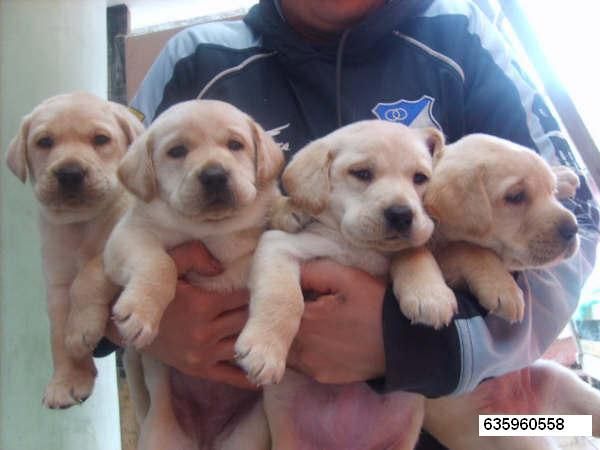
[54,163,87,194]
[195,164,236,210]
[384,205,414,235]
[199,164,229,193]
[557,219,578,243]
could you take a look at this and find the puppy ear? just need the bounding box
[6,114,32,183]
[117,130,156,202]
[250,119,284,187]
[425,163,492,238]
[420,127,445,165]
[282,138,333,215]
[109,102,145,146]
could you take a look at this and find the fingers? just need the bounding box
[217,289,250,311]
[302,293,344,319]
[287,335,324,379]
[300,259,377,294]
[214,336,238,361]
[173,282,248,317]
[170,241,223,277]
[300,259,345,293]
[210,309,248,343]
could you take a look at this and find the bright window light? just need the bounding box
[519,0,600,148]
[127,0,258,31]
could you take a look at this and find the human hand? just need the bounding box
[107,241,255,390]
[287,259,386,384]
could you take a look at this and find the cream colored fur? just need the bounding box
[104,99,283,450]
[407,134,586,450]
[5,92,143,408]
[235,120,452,383]
[394,134,580,327]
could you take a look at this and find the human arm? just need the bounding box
[376,1,599,395]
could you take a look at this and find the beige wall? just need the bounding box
[1,1,121,449]
[125,27,181,101]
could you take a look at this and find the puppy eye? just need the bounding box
[413,172,429,185]
[349,168,373,183]
[93,134,111,146]
[167,145,188,159]
[227,139,244,151]
[37,136,54,149]
[505,191,526,205]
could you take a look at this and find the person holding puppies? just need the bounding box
[118,0,598,447]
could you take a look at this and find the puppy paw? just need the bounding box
[65,308,108,359]
[42,367,96,409]
[112,300,160,349]
[476,279,525,323]
[396,282,457,329]
[235,328,287,386]
[269,197,311,233]
[552,166,580,199]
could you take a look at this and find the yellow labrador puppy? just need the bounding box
[392,133,590,450]
[236,120,454,385]
[5,92,143,408]
[393,134,579,325]
[104,99,283,449]
[428,134,579,317]
[235,120,453,450]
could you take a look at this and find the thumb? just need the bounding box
[303,293,344,319]
[170,241,223,277]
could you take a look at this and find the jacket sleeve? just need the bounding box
[129,25,207,127]
[129,20,261,126]
[373,0,599,397]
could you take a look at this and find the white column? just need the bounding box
[0,1,121,449]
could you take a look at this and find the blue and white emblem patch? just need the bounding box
[372,95,441,129]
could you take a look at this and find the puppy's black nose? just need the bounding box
[199,165,228,191]
[55,164,85,190]
[384,205,413,232]
[558,220,578,241]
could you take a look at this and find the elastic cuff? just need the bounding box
[368,286,465,397]
[92,337,120,357]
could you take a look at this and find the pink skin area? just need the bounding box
[267,372,423,450]
[170,371,260,448]
[460,367,545,416]
[169,369,422,449]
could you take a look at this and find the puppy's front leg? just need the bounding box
[235,230,305,386]
[390,247,456,329]
[437,242,524,322]
[43,283,97,409]
[106,230,177,349]
[65,254,120,359]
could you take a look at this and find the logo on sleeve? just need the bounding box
[372,95,440,129]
